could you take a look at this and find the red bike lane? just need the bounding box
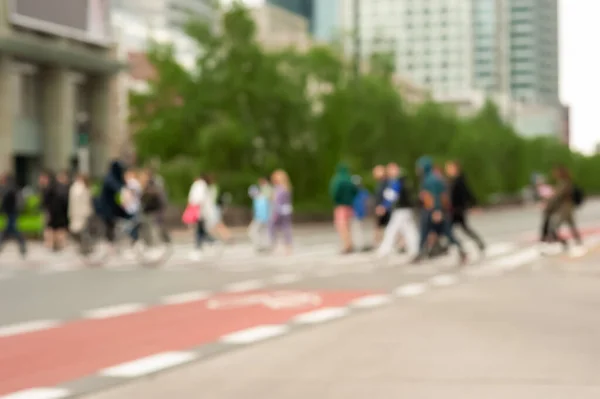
[0,290,378,396]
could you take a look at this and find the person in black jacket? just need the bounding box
[0,173,27,257]
[445,161,485,252]
[97,160,129,243]
[372,165,389,246]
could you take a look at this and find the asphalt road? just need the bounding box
[1,201,600,398]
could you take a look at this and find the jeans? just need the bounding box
[0,213,26,254]
[195,219,215,249]
[418,210,464,256]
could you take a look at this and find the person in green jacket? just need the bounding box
[330,163,358,253]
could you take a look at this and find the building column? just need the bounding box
[0,56,14,173]
[41,67,75,172]
[88,75,109,177]
[89,73,127,177]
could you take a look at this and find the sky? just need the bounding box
[236,0,598,154]
[559,0,600,154]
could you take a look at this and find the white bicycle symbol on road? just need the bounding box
[206,291,322,310]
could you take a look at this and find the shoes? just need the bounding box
[569,245,586,258]
[539,242,562,256]
[188,250,202,261]
[410,254,423,264]
[123,250,136,261]
[341,247,354,255]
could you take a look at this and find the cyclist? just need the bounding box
[95,160,129,246]
[140,168,171,245]
[121,169,143,258]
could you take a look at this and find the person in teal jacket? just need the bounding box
[247,177,272,251]
[330,163,358,253]
[414,155,467,265]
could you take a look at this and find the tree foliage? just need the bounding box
[131,4,600,209]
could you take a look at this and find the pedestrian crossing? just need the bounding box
[0,235,597,279]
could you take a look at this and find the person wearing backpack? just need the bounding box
[540,165,584,256]
[0,173,27,258]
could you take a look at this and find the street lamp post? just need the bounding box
[352,0,360,76]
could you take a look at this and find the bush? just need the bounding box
[0,214,44,235]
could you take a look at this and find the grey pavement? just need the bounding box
[82,266,600,399]
[2,202,600,326]
[3,202,600,398]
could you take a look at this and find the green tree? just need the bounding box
[130,3,599,211]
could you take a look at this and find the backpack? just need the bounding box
[572,185,584,207]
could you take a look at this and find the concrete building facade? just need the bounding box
[0,0,123,184]
[252,4,428,105]
[337,0,561,136]
[338,0,559,105]
[266,0,340,42]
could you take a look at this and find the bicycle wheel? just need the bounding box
[78,215,113,267]
[134,216,173,267]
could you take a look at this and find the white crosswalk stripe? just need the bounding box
[0,235,597,280]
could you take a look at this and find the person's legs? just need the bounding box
[43,213,53,249]
[7,214,27,256]
[269,218,278,249]
[248,219,259,247]
[454,210,485,249]
[540,212,552,242]
[550,217,568,249]
[374,211,389,246]
[565,213,582,245]
[441,217,467,262]
[377,209,403,258]
[215,222,231,241]
[396,209,420,257]
[55,229,68,250]
[257,222,269,248]
[0,213,16,251]
[195,220,208,249]
[417,211,432,253]
[334,206,353,253]
[352,218,365,250]
[153,212,171,243]
[281,216,293,255]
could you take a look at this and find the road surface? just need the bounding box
[1,202,600,398]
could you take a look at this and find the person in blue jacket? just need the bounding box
[247,177,272,251]
[375,163,419,259]
[351,175,370,251]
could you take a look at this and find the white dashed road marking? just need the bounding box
[220,325,290,344]
[82,303,146,320]
[350,294,393,308]
[395,283,427,297]
[223,279,265,292]
[0,320,61,338]
[100,351,197,378]
[160,291,210,305]
[292,307,349,324]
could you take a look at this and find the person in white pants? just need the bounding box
[376,163,419,259]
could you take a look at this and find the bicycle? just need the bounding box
[78,212,173,268]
